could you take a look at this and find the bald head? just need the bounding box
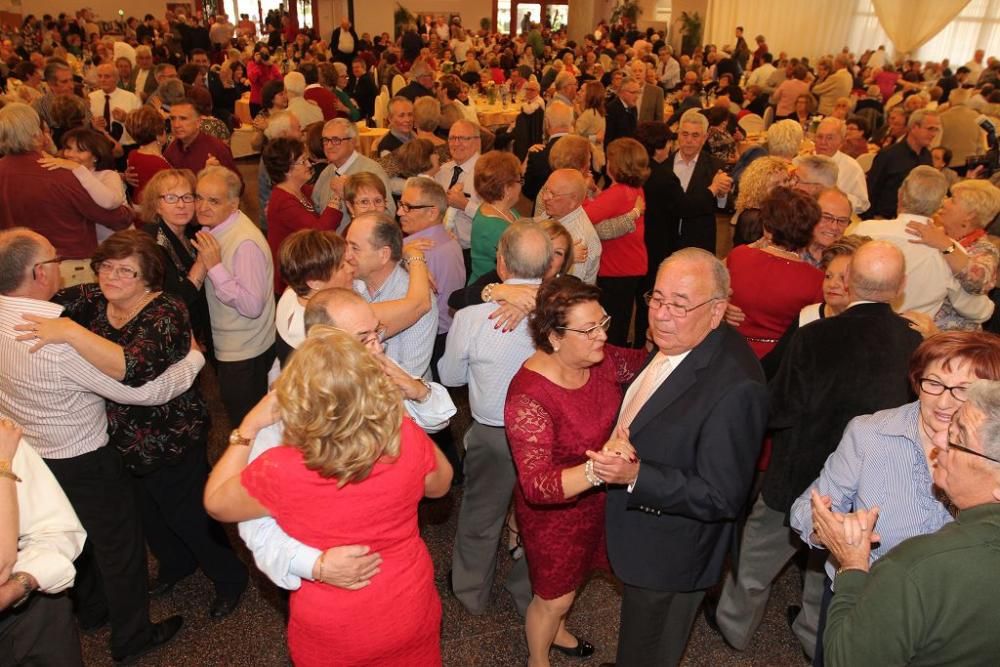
[542,169,587,218]
[0,227,58,298]
[848,241,906,303]
[304,287,369,333]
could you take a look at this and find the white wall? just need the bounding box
[21,0,165,23]
[353,0,493,39]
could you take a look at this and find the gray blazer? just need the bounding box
[312,151,397,231]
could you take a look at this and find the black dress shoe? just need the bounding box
[209,589,244,619]
[78,611,109,634]
[703,598,721,634]
[551,639,595,658]
[149,577,182,598]
[113,615,183,665]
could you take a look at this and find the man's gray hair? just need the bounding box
[284,71,306,96]
[0,228,43,294]
[907,108,939,130]
[819,116,847,138]
[198,165,242,201]
[404,176,447,219]
[408,61,431,81]
[0,103,41,155]
[388,95,413,115]
[43,60,71,83]
[767,119,804,158]
[264,110,298,140]
[795,154,839,187]
[157,79,187,106]
[498,221,553,280]
[964,379,1000,464]
[951,180,1000,229]
[324,117,358,140]
[135,45,152,58]
[357,211,403,262]
[659,247,730,299]
[554,71,577,93]
[679,108,709,131]
[899,166,948,217]
[544,100,574,131]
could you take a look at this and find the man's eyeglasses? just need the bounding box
[819,212,850,226]
[643,292,720,318]
[398,201,435,212]
[449,135,480,143]
[159,193,195,204]
[557,314,611,340]
[32,256,63,279]
[541,187,573,199]
[358,322,387,346]
[943,440,1000,464]
[293,157,315,168]
[321,136,350,146]
[919,378,969,402]
[96,262,140,280]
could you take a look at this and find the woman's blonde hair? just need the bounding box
[139,168,198,223]
[275,325,403,486]
[736,156,790,211]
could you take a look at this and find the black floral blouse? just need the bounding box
[55,284,209,475]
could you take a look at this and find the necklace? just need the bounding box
[279,184,316,213]
[760,242,802,262]
[107,291,159,328]
[485,203,515,224]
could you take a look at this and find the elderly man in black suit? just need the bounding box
[605,79,640,148]
[330,18,359,66]
[709,240,922,661]
[662,109,733,254]
[590,248,769,667]
[521,101,573,202]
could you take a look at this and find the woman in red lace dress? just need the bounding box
[505,277,646,667]
[205,327,453,667]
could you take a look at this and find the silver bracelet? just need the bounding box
[584,459,603,486]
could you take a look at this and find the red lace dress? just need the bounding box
[504,345,647,599]
[241,418,442,667]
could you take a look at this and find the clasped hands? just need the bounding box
[585,425,640,485]
[810,489,881,573]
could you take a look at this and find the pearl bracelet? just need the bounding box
[584,459,603,486]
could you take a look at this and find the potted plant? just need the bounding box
[480,17,491,32]
[611,0,642,26]
[394,3,415,39]
[678,11,703,56]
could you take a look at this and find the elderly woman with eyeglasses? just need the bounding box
[789,331,1000,664]
[20,229,250,617]
[505,276,647,667]
[263,137,344,294]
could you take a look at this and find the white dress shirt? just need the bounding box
[558,206,602,284]
[9,437,86,593]
[434,153,481,249]
[828,150,871,215]
[854,214,995,321]
[87,87,141,145]
[747,63,777,91]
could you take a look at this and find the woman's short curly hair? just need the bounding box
[760,186,821,251]
[395,137,436,177]
[262,136,304,185]
[736,156,791,210]
[529,275,602,353]
[908,331,1000,396]
[275,325,403,485]
[91,229,165,290]
[124,105,166,146]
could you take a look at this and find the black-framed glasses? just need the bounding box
[643,291,720,318]
[820,212,850,226]
[919,378,969,402]
[398,201,435,212]
[32,255,63,279]
[321,136,349,146]
[159,193,195,204]
[96,261,140,280]
[944,440,1000,464]
[557,314,611,340]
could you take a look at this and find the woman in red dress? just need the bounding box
[726,186,824,359]
[505,277,646,667]
[205,326,452,667]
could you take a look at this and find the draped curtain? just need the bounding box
[871,0,971,55]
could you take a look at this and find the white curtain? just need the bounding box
[871,0,970,55]
[705,0,860,62]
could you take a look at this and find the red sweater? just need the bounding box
[304,86,341,120]
[163,132,244,193]
[0,152,133,258]
[266,187,343,293]
[583,183,647,278]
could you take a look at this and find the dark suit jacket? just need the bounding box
[642,159,675,275]
[348,72,378,119]
[762,302,921,514]
[396,80,435,102]
[330,27,360,62]
[606,325,768,592]
[662,149,724,253]
[667,95,703,127]
[522,135,562,201]
[605,97,637,148]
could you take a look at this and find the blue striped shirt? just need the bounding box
[790,401,953,580]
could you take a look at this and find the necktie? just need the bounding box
[448,165,463,189]
[616,353,670,431]
[103,93,112,130]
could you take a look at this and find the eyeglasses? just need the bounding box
[352,197,386,208]
[919,378,968,402]
[820,212,851,226]
[557,314,611,340]
[293,157,315,168]
[357,322,387,346]
[643,291,720,318]
[398,201,435,212]
[943,440,1000,464]
[159,193,195,204]
[194,194,226,207]
[449,135,480,143]
[541,187,573,199]
[96,261,140,280]
[321,136,350,146]
[33,256,63,270]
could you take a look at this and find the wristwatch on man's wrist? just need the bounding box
[10,572,34,608]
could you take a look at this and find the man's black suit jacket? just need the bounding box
[642,159,675,275]
[762,302,921,513]
[348,72,378,120]
[606,324,768,592]
[330,27,360,63]
[662,149,723,254]
[605,97,637,148]
[522,135,562,201]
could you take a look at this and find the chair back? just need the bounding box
[762,105,775,130]
[373,86,390,128]
[738,113,764,135]
[391,74,407,96]
[857,151,876,173]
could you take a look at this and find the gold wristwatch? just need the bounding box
[10,572,33,608]
[228,429,251,447]
[0,459,20,483]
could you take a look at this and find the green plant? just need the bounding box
[480,17,491,32]
[611,0,643,25]
[394,3,415,38]
[678,11,703,56]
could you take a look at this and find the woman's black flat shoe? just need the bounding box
[551,639,595,658]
